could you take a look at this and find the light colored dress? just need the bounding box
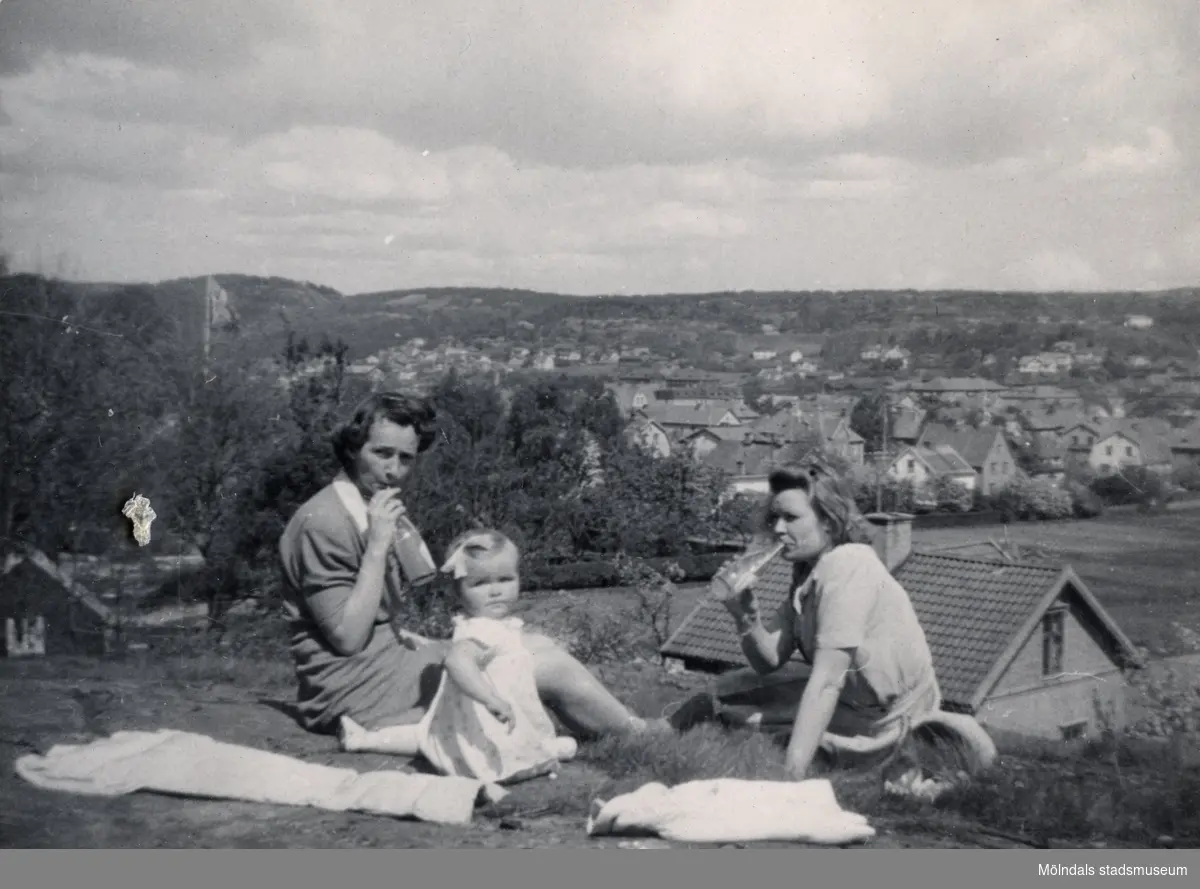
[716,543,942,754]
[419,615,575,784]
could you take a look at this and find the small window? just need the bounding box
[1072,435,1079,445]
[1105,444,1113,456]
[1125,446,1133,457]
[1060,721,1088,741]
[1043,608,1065,676]
[990,462,997,473]
[907,458,915,472]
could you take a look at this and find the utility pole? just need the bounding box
[876,395,889,514]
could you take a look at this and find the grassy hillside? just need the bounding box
[18,272,1200,370]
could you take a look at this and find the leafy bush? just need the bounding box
[1089,465,1167,507]
[930,475,974,513]
[1067,481,1106,518]
[1125,621,1200,741]
[523,552,729,593]
[990,477,1074,521]
[1171,462,1200,492]
[613,553,683,661]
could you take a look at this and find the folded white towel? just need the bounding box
[586,778,875,845]
[14,729,506,826]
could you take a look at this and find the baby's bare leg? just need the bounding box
[522,632,669,738]
[338,716,424,755]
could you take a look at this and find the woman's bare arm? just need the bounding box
[305,490,407,656]
[784,646,853,779]
[731,593,798,674]
[307,537,392,656]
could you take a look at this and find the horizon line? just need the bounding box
[8,269,1199,301]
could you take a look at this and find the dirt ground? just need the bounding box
[0,662,1028,849]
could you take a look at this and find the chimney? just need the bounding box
[864,512,913,572]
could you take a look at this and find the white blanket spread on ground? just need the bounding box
[586,778,876,845]
[14,729,505,826]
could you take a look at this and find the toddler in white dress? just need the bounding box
[339,529,577,784]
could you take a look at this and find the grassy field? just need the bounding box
[909,506,1200,656]
[1,506,1197,848]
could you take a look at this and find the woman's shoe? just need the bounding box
[663,692,719,733]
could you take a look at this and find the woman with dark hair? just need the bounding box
[278,391,676,744]
[685,459,945,779]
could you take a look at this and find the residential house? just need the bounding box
[1124,315,1154,330]
[605,382,660,416]
[1027,434,1068,486]
[1018,353,1074,375]
[698,437,803,496]
[918,423,1021,496]
[824,416,867,466]
[1170,420,1200,470]
[1084,418,1175,476]
[643,403,743,444]
[1127,355,1152,369]
[999,385,1085,415]
[887,406,927,449]
[1062,421,1104,469]
[752,349,778,362]
[749,408,866,465]
[664,398,759,424]
[887,443,978,496]
[679,426,754,462]
[1,549,116,657]
[661,514,1143,742]
[908,377,1009,407]
[623,415,672,459]
[1017,406,1088,444]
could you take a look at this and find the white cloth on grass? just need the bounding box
[586,778,876,845]
[419,615,577,784]
[14,729,505,826]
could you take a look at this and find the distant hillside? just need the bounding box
[15,273,1200,369]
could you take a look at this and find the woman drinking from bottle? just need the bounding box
[278,392,679,746]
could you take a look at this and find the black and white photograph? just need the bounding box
[1,0,1199,859]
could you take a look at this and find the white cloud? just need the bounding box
[1,2,1198,293]
[1078,126,1183,178]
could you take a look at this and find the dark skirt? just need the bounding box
[290,619,452,734]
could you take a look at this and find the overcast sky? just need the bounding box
[1,1,1197,295]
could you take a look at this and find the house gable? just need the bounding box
[970,568,1141,711]
[988,585,1124,698]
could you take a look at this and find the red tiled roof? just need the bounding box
[918,443,976,476]
[699,440,810,477]
[681,426,754,444]
[646,403,743,428]
[918,423,1004,468]
[661,549,1139,712]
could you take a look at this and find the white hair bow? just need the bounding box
[440,540,475,580]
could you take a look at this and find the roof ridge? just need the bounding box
[908,549,1063,573]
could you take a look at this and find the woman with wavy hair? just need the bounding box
[278,391,678,747]
[681,458,948,779]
